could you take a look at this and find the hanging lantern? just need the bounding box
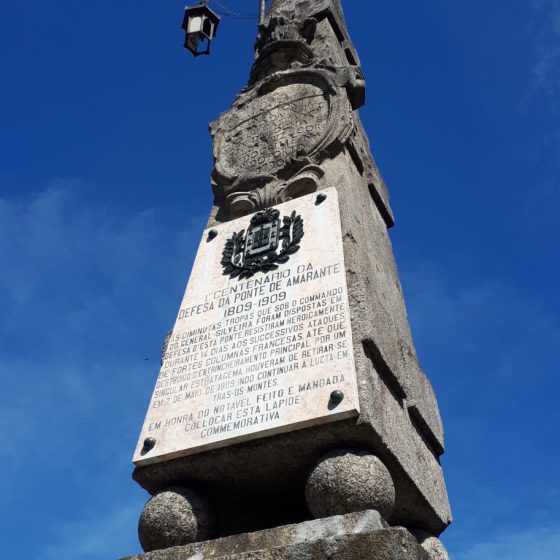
[182,2,221,57]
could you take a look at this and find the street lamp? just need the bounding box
[182,1,267,57]
[182,2,221,57]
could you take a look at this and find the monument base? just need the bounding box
[121,510,429,560]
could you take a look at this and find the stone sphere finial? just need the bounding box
[138,486,215,552]
[305,449,396,521]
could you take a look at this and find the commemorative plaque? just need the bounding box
[133,188,359,465]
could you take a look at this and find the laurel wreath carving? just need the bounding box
[222,210,304,280]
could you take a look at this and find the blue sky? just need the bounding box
[1,0,559,558]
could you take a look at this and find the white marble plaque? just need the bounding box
[133,188,359,465]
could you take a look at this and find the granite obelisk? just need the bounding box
[125,1,452,558]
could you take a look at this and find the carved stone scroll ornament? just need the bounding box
[219,165,324,219]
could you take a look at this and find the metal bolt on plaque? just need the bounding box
[142,437,156,455]
[316,192,328,205]
[329,390,345,406]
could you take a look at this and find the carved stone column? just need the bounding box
[128,2,452,558]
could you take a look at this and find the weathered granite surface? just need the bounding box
[412,530,450,560]
[139,487,216,552]
[132,0,452,545]
[123,511,430,560]
[306,449,395,520]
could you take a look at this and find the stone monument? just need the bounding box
[124,1,452,558]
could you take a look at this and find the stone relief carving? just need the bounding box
[217,80,329,178]
[250,15,318,84]
[211,69,353,216]
[219,165,324,219]
[210,4,366,220]
[221,207,304,280]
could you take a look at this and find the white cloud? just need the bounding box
[403,260,560,349]
[0,180,204,351]
[0,180,205,505]
[400,259,560,559]
[531,0,560,99]
[0,177,205,363]
[400,256,560,488]
[452,524,560,560]
[401,260,560,386]
[38,502,143,560]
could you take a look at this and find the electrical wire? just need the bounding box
[209,0,258,20]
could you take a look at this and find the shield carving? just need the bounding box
[222,208,304,280]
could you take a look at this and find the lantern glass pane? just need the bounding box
[202,17,213,39]
[186,33,199,53]
[187,16,202,33]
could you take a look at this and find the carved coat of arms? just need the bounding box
[221,208,304,280]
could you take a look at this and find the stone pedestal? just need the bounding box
[122,511,429,560]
